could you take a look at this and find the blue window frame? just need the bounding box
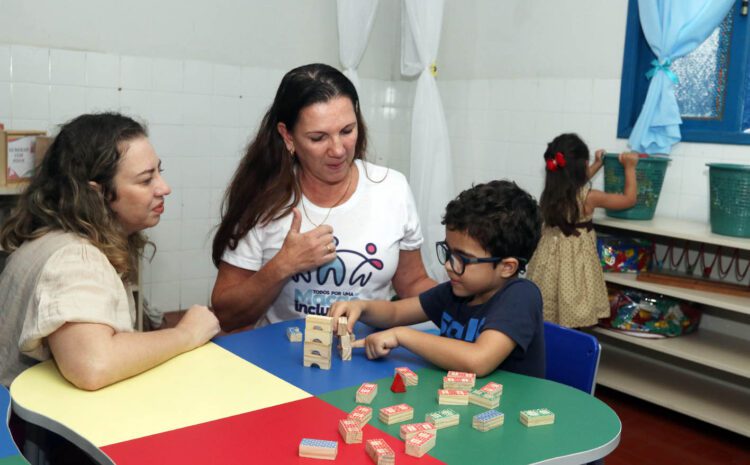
[618,0,750,145]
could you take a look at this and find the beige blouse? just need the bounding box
[0,231,135,386]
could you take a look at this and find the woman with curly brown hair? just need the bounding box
[0,112,219,391]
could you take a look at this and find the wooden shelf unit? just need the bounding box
[593,215,750,437]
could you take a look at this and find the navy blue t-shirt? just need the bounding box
[418,278,545,378]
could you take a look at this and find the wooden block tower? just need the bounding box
[303,315,334,370]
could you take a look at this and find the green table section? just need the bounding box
[319,366,621,465]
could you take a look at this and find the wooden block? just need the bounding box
[339,344,352,361]
[399,422,437,440]
[425,408,460,429]
[304,341,332,357]
[306,314,334,331]
[303,357,331,370]
[286,326,302,342]
[338,419,362,444]
[520,408,555,427]
[348,405,373,426]
[395,366,419,386]
[443,374,475,390]
[438,389,469,405]
[356,382,378,404]
[472,409,505,432]
[405,431,436,458]
[469,389,500,409]
[365,439,395,465]
[299,438,338,460]
[305,328,333,345]
[337,316,349,336]
[340,332,354,349]
[378,403,414,425]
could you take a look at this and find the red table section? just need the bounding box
[101,396,447,465]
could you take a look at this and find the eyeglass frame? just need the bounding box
[435,240,526,276]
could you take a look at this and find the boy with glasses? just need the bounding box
[330,180,545,377]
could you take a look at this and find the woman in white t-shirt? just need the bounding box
[211,63,436,331]
[0,113,219,391]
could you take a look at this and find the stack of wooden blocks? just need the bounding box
[520,408,555,427]
[404,431,436,458]
[303,315,333,370]
[472,409,505,432]
[469,381,503,409]
[378,403,414,425]
[337,316,353,361]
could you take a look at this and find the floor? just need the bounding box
[595,386,750,465]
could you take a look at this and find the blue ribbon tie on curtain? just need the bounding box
[645,59,679,85]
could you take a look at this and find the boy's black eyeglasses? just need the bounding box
[435,241,507,276]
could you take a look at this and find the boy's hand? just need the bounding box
[619,151,640,169]
[330,300,367,333]
[352,328,400,359]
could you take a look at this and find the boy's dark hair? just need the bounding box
[442,180,542,270]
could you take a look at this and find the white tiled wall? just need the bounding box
[0,43,410,313]
[438,77,744,225]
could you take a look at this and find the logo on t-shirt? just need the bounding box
[440,313,486,342]
[292,238,384,316]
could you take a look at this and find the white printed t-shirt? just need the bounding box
[221,160,424,327]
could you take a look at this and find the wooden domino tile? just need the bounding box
[298,438,338,460]
[365,438,395,465]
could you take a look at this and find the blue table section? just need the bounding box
[214,320,431,395]
[1,385,27,465]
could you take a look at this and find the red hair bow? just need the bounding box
[546,151,567,171]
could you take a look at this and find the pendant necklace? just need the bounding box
[301,170,353,227]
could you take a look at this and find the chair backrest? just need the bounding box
[543,322,601,395]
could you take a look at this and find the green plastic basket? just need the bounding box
[707,163,750,238]
[603,153,669,220]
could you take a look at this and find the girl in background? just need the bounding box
[526,133,639,328]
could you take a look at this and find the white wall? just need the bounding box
[2,0,745,313]
[435,0,748,227]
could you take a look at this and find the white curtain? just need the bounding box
[401,0,453,281]
[628,0,734,154]
[336,0,379,91]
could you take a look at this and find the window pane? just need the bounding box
[672,9,733,120]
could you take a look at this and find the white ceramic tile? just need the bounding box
[12,83,49,120]
[85,87,120,113]
[238,96,267,130]
[0,117,10,128]
[160,190,182,221]
[466,79,490,111]
[149,280,180,312]
[488,79,512,111]
[11,119,50,132]
[677,194,710,223]
[680,156,718,199]
[446,108,470,139]
[508,111,536,143]
[536,79,565,113]
[121,55,153,90]
[589,114,619,147]
[563,79,593,113]
[182,93,212,126]
[157,155,182,189]
[210,188,225,220]
[86,52,119,88]
[439,80,469,110]
[591,79,621,114]
[179,125,212,157]
[209,127,242,159]
[0,45,10,82]
[180,278,211,308]
[149,91,182,125]
[11,45,49,84]
[213,64,241,96]
[210,157,239,189]
[560,113,592,136]
[180,218,213,249]
[533,112,564,143]
[508,79,538,112]
[148,125,183,158]
[147,249,181,282]
[119,90,153,123]
[49,85,86,124]
[147,220,182,252]
[211,95,240,127]
[179,249,213,280]
[50,49,86,86]
[184,60,213,94]
[659,156,684,195]
[0,82,10,117]
[181,184,212,215]
[239,66,267,98]
[152,58,184,92]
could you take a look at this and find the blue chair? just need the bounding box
[544,322,601,395]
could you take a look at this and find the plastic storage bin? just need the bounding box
[707,163,750,238]
[604,153,669,220]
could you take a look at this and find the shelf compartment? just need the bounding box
[603,273,750,315]
[593,327,750,379]
[594,216,750,251]
[596,344,750,437]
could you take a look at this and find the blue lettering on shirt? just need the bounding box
[440,312,486,342]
